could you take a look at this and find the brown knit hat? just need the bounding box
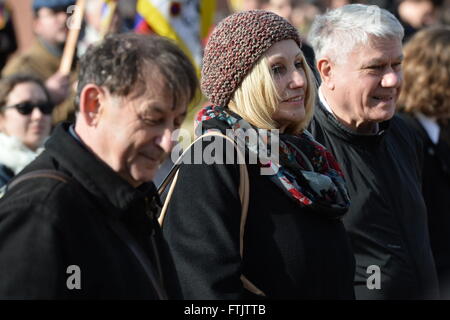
[201,10,301,106]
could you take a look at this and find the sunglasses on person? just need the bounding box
[1,101,54,115]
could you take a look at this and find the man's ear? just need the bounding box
[317,58,335,90]
[79,84,104,126]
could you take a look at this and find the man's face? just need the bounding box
[34,7,69,46]
[95,75,187,187]
[326,37,403,129]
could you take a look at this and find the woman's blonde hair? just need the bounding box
[228,52,316,135]
[398,26,450,120]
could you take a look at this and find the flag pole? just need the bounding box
[59,0,86,75]
[99,0,118,39]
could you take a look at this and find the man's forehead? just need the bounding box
[133,92,187,116]
[353,38,403,61]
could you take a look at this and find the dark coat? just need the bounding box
[162,136,356,300]
[309,103,439,299]
[0,123,180,299]
[399,113,450,298]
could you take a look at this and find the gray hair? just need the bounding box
[308,4,404,64]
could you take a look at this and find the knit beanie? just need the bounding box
[201,10,301,107]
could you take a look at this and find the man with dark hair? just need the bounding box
[0,33,198,299]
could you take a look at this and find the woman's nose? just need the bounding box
[289,69,306,89]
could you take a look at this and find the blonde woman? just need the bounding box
[162,10,354,299]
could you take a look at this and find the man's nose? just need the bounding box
[154,128,175,154]
[382,69,402,88]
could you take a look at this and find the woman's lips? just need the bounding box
[283,95,303,102]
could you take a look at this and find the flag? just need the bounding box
[99,0,118,37]
[134,0,216,75]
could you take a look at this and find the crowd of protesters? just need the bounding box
[0,0,449,300]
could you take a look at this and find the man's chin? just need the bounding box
[131,169,158,186]
[368,103,396,122]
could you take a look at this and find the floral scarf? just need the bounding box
[195,105,350,219]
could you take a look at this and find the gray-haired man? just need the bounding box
[309,4,438,299]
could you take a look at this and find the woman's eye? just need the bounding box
[294,61,303,69]
[271,65,285,75]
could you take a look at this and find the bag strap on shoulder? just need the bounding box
[6,168,169,299]
[157,131,265,297]
[6,169,70,192]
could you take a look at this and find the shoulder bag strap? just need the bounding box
[6,169,169,299]
[6,169,70,191]
[158,131,265,296]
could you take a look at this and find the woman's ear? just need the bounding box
[78,84,104,127]
[317,58,335,90]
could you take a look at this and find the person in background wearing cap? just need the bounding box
[162,10,355,299]
[2,0,76,124]
[0,33,198,299]
[308,4,439,299]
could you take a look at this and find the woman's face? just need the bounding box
[265,39,307,132]
[0,82,52,150]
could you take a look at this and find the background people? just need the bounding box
[0,74,52,191]
[397,26,450,299]
[2,0,76,124]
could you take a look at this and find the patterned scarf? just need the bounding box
[196,105,350,219]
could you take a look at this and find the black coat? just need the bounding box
[0,123,179,299]
[399,113,450,298]
[309,103,439,299]
[162,136,356,299]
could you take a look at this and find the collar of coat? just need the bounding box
[316,102,390,146]
[45,123,160,217]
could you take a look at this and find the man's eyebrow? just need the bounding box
[143,105,187,118]
[145,105,165,115]
[362,55,404,67]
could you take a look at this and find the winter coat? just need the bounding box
[309,103,439,299]
[0,123,180,299]
[399,112,450,298]
[162,134,356,300]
